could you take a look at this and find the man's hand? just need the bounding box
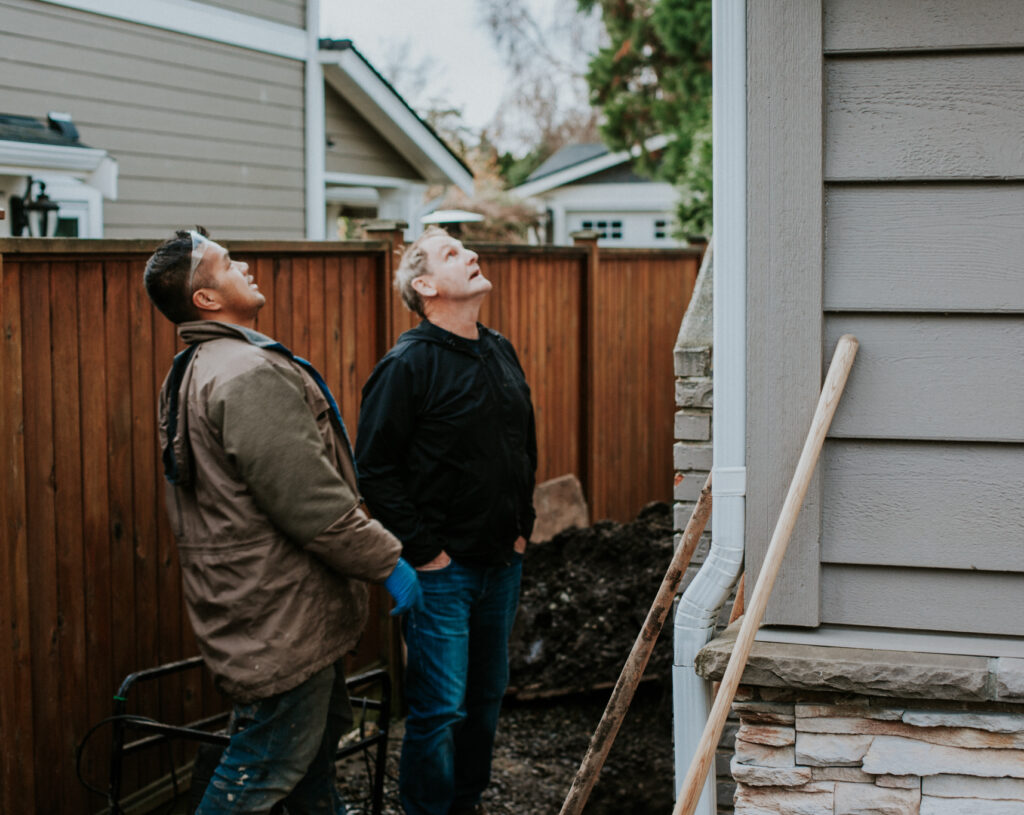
[384,558,424,616]
[514,536,527,555]
[417,550,451,571]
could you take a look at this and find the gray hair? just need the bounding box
[394,225,448,318]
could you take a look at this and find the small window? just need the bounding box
[654,219,668,239]
[582,220,593,229]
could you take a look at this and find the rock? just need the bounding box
[695,624,992,701]
[796,733,874,767]
[812,767,876,783]
[738,724,796,746]
[921,796,1024,815]
[734,701,797,725]
[797,716,1024,749]
[734,740,797,768]
[875,775,920,789]
[797,704,903,721]
[996,658,1024,701]
[731,758,813,787]
[529,474,589,543]
[901,711,1024,734]
[923,774,1024,799]
[734,781,835,815]
[862,736,1024,778]
[834,781,920,814]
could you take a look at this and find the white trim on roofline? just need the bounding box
[512,134,670,199]
[0,140,109,173]
[324,172,417,190]
[37,0,307,60]
[321,51,474,195]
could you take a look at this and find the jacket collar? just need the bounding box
[405,319,491,355]
[178,320,276,348]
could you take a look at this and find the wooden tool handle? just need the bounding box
[673,334,858,815]
[559,474,713,815]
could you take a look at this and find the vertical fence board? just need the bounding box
[0,259,36,814]
[103,260,140,794]
[21,262,61,812]
[129,264,161,788]
[78,260,114,797]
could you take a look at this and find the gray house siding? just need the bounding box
[747,0,1024,636]
[202,0,305,28]
[0,0,306,238]
[324,85,421,180]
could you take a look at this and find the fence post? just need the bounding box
[571,229,600,517]
[363,219,408,351]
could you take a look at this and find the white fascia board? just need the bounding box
[324,172,414,190]
[38,0,306,60]
[321,53,474,195]
[511,134,671,199]
[0,140,110,174]
[542,181,679,211]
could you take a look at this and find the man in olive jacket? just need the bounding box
[145,228,421,815]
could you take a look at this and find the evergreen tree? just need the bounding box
[579,0,712,238]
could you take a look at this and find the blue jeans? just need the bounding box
[197,658,352,815]
[399,556,522,815]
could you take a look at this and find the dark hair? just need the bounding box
[143,225,210,324]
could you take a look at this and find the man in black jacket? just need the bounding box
[356,226,536,815]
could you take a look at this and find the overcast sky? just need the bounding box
[320,0,510,132]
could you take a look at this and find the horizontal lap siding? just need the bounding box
[821,565,1024,637]
[0,0,306,239]
[325,86,421,179]
[822,440,1024,572]
[817,0,1024,638]
[824,185,1024,312]
[825,314,1024,442]
[825,53,1024,181]
[202,0,305,28]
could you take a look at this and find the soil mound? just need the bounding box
[509,502,676,696]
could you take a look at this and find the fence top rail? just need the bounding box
[0,238,388,256]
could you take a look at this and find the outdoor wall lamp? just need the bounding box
[10,177,61,237]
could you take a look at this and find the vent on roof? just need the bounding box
[47,112,78,142]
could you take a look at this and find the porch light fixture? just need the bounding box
[10,177,61,237]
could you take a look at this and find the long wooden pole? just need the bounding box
[672,334,859,815]
[559,474,713,815]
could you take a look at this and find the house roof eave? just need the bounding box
[320,43,474,195]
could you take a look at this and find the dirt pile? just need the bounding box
[508,501,676,696]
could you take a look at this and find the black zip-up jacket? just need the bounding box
[355,320,537,568]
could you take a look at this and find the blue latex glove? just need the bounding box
[384,557,424,617]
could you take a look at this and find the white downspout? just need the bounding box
[673,1,746,813]
[305,0,326,239]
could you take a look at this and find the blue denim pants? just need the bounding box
[399,556,522,815]
[196,657,352,815]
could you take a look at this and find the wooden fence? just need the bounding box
[0,234,700,813]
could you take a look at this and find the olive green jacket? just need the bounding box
[158,321,401,701]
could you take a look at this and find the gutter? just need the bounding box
[672,2,747,813]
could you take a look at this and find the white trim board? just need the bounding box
[756,625,1024,659]
[324,172,416,190]
[38,0,307,60]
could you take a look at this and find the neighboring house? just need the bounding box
[511,136,683,247]
[0,0,471,239]
[674,2,1024,813]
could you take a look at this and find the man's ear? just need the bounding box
[410,275,437,299]
[192,287,223,313]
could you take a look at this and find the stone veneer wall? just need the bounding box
[730,687,1024,814]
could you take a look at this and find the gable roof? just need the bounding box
[319,39,473,194]
[512,134,669,198]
